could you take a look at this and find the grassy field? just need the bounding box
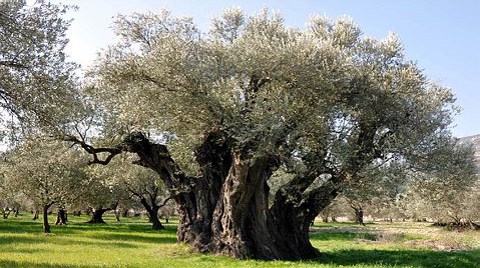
[0,214,478,267]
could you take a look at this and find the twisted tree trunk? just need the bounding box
[119,132,339,260]
[68,131,352,260]
[139,197,164,230]
[352,205,365,226]
[87,206,112,224]
[32,210,39,220]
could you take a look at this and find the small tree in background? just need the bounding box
[1,139,89,233]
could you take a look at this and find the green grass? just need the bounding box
[0,214,478,267]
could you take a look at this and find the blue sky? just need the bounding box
[54,0,480,137]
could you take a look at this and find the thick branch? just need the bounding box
[0,60,27,69]
[63,135,123,165]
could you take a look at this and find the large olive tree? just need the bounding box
[67,9,465,260]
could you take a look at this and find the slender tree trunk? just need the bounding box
[55,208,68,225]
[32,210,39,220]
[43,204,52,233]
[114,209,121,222]
[353,206,365,226]
[139,197,164,229]
[122,208,129,217]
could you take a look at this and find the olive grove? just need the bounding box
[1,1,477,260]
[63,9,475,260]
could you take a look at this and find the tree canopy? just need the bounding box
[0,1,79,142]
[65,8,471,260]
[0,3,476,260]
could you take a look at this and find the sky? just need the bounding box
[51,0,480,138]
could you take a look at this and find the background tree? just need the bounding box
[67,9,469,260]
[118,157,171,229]
[341,163,407,225]
[0,1,79,142]
[1,139,89,233]
[80,164,129,224]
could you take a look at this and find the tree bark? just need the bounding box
[87,207,109,224]
[43,204,52,233]
[352,205,365,226]
[32,210,39,220]
[71,131,349,260]
[122,132,343,260]
[139,197,164,229]
[55,208,68,225]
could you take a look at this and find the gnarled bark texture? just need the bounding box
[87,205,115,224]
[69,129,379,260]
[117,132,341,260]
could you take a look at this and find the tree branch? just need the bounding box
[157,196,172,208]
[63,135,124,165]
[0,60,27,69]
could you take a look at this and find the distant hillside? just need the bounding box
[459,134,480,165]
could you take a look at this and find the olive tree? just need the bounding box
[106,155,171,229]
[0,1,79,140]
[1,139,89,233]
[80,164,128,224]
[66,9,464,259]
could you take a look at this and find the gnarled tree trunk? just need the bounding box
[87,206,112,224]
[69,131,354,260]
[118,132,341,260]
[139,197,164,230]
[32,210,39,220]
[352,205,365,226]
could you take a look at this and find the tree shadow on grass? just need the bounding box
[89,232,177,244]
[0,220,42,233]
[310,231,377,241]
[314,249,480,268]
[0,260,92,268]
